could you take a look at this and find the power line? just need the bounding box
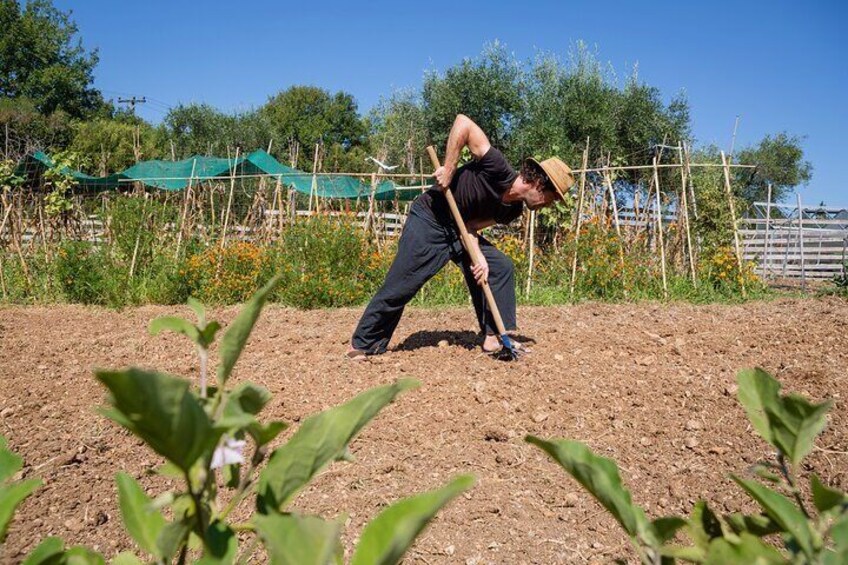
[117,96,147,114]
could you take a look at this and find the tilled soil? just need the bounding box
[1,298,846,564]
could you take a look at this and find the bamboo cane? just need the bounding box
[274,176,283,236]
[603,167,627,296]
[364,172,378,235]
[220,147,241,250]
[677,143,696,285]
[720,150,746,297]
[0,252,6,300]
[653,156,668,299]
[308,144,319,213]
[174,158,197,260]
[569,139,590,297]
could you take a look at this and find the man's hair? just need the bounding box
[519,160,554,192]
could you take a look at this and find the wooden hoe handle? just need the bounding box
[426,146,509,337]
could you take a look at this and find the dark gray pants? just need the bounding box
[352,201,516,354]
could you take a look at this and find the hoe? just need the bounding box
[426,146,520,361]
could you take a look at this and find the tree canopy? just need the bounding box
[0,1,814,203]
[0,0,103,118]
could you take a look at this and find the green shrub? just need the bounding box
[108,196,179,276]
[54,241,106,305]
[269,215,380,308]
[830,267,848,297]
[185,241,268,304]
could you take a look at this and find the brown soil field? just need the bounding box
[1,298,846,564]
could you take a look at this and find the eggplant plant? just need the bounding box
[18,276,473,564]
[528,367,847,564]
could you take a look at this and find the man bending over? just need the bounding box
[348,114,575,359]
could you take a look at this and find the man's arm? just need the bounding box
[433,115,494,285]
[433,114,491,190]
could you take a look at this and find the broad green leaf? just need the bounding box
[737,368,833,466]
[733,476,814,557]
[351,475,475,565]
[257,379,419,512]
[170,493,195,521]
[811,474,846,514]
[0,478,42,540]
[526,436,656,546]
[652,516,687,544]
[198,321,221,348]
[254,513,341,565]
[686,501,723,550]
[63,547,106,565]
[110,553,143,565]
[22,537,65,565]
[704,532,786,565]
[223,463,240,489]
[188,532,204,550]
[96,369,218,472]
[149,316,200,344]
[223,383,272,420]
[725,513,781,537]
[115,473,166,558]
[737,368,781,445]
[831,513,848,551]
[247,421,288,448]
[660,544,704,562]
[187,297,206,325]
[822,548,848,565]
[156,518,192,562]
[754,465,782,484]
[154,461,183,479]
[768,395,832,467]
[148,491,175,511]
[216,383,273,433]
[195,521,238,565]
[0,445,23,483]
[217,275,280,387]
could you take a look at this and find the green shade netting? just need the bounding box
[16,149,425,200]
[15,152,125,191]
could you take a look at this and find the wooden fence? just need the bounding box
[14,210,407,245]
[740,200,848,281]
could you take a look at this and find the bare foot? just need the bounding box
[346,346,367,361]
[482,334,501,353]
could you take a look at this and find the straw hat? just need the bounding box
[524,157,576,201]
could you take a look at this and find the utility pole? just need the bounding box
[728,115,740,162]
[118,96,147,114]
[117,96,147,163]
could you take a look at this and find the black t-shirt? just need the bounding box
[418,147,523,227]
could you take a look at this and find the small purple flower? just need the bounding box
[211,437,246,469]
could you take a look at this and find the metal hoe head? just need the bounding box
[492,333,521,361]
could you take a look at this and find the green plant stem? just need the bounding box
[177,544,188,565]
[629,536,656,565]
[198,345,208,399]
[778,452,811,519]
[230,522,255,532]
[218,447,261,521]
[219,476,256,521]
[184,469,209,544]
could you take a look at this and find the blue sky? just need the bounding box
[55,0,846,205]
